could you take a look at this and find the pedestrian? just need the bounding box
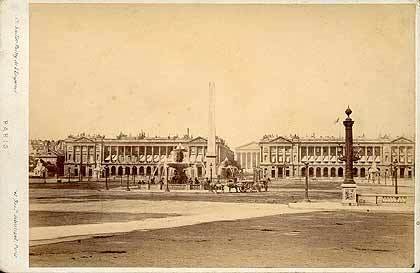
[159,178,164,190]
[265,177,270,192]
[205,177,210,191]
[194,177,199,185]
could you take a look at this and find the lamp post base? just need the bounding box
[341,183,357,206]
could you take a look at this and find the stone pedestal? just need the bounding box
[341,183,357,206]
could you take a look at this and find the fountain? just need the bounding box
[217,157,239,179]
[163,143,193,184]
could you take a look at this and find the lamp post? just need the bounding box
[302,161,310,202]
[165,166,170,192]
[105,166,109,190]
[338,106,360,205]
[210,162,213,184]
[104,159,109,190]
[126,172,130,191]
[391,159,398,194]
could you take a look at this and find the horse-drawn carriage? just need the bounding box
[209,178,268,193]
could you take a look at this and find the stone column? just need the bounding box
[116,145,119,162]
[123,146,126,162]
[341,106,358,206]
[206,82,217,178]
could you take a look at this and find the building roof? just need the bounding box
[235,141,260,151]
[257,134,415,145]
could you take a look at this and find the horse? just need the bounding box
[226,179,240,192]
[210,181,225,193]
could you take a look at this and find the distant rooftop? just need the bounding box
[259,134,414,143]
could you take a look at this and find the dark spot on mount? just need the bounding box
[354,247,392,252]
[99,250,127,254]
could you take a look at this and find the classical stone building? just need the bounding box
[63,133,234,179]
[29,139,65,176]
[236,135,415,180]
[235,141,260,173]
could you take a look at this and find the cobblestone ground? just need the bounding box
[29,181,414,268]
[30,210,413,268]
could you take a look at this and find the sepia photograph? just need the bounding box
[26,2,416,270]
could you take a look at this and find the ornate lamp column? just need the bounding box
[338,106,360,205]
[302,161,310,202]
[165,165,170,192]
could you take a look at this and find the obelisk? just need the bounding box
[206,82,217,179]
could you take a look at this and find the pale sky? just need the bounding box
[30,4,416,148]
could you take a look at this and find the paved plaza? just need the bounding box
[29,180,414,268]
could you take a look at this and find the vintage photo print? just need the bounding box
[0,1,419,272]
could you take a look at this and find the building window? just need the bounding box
[146,166,152,176]
[323,167,328,177]
[330,168,336,177]
[353,168,358,177]
[330,147,336,156]
[301,147,307,156]
[338,167,344,177]
[323,147,328,156]
[391,146,398,155]
[271,154,276,163]
[374,147,381,156]
[315,147,321,156]
[308,147,314,156]
[367,147,373,156]
[360,168,366,177]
